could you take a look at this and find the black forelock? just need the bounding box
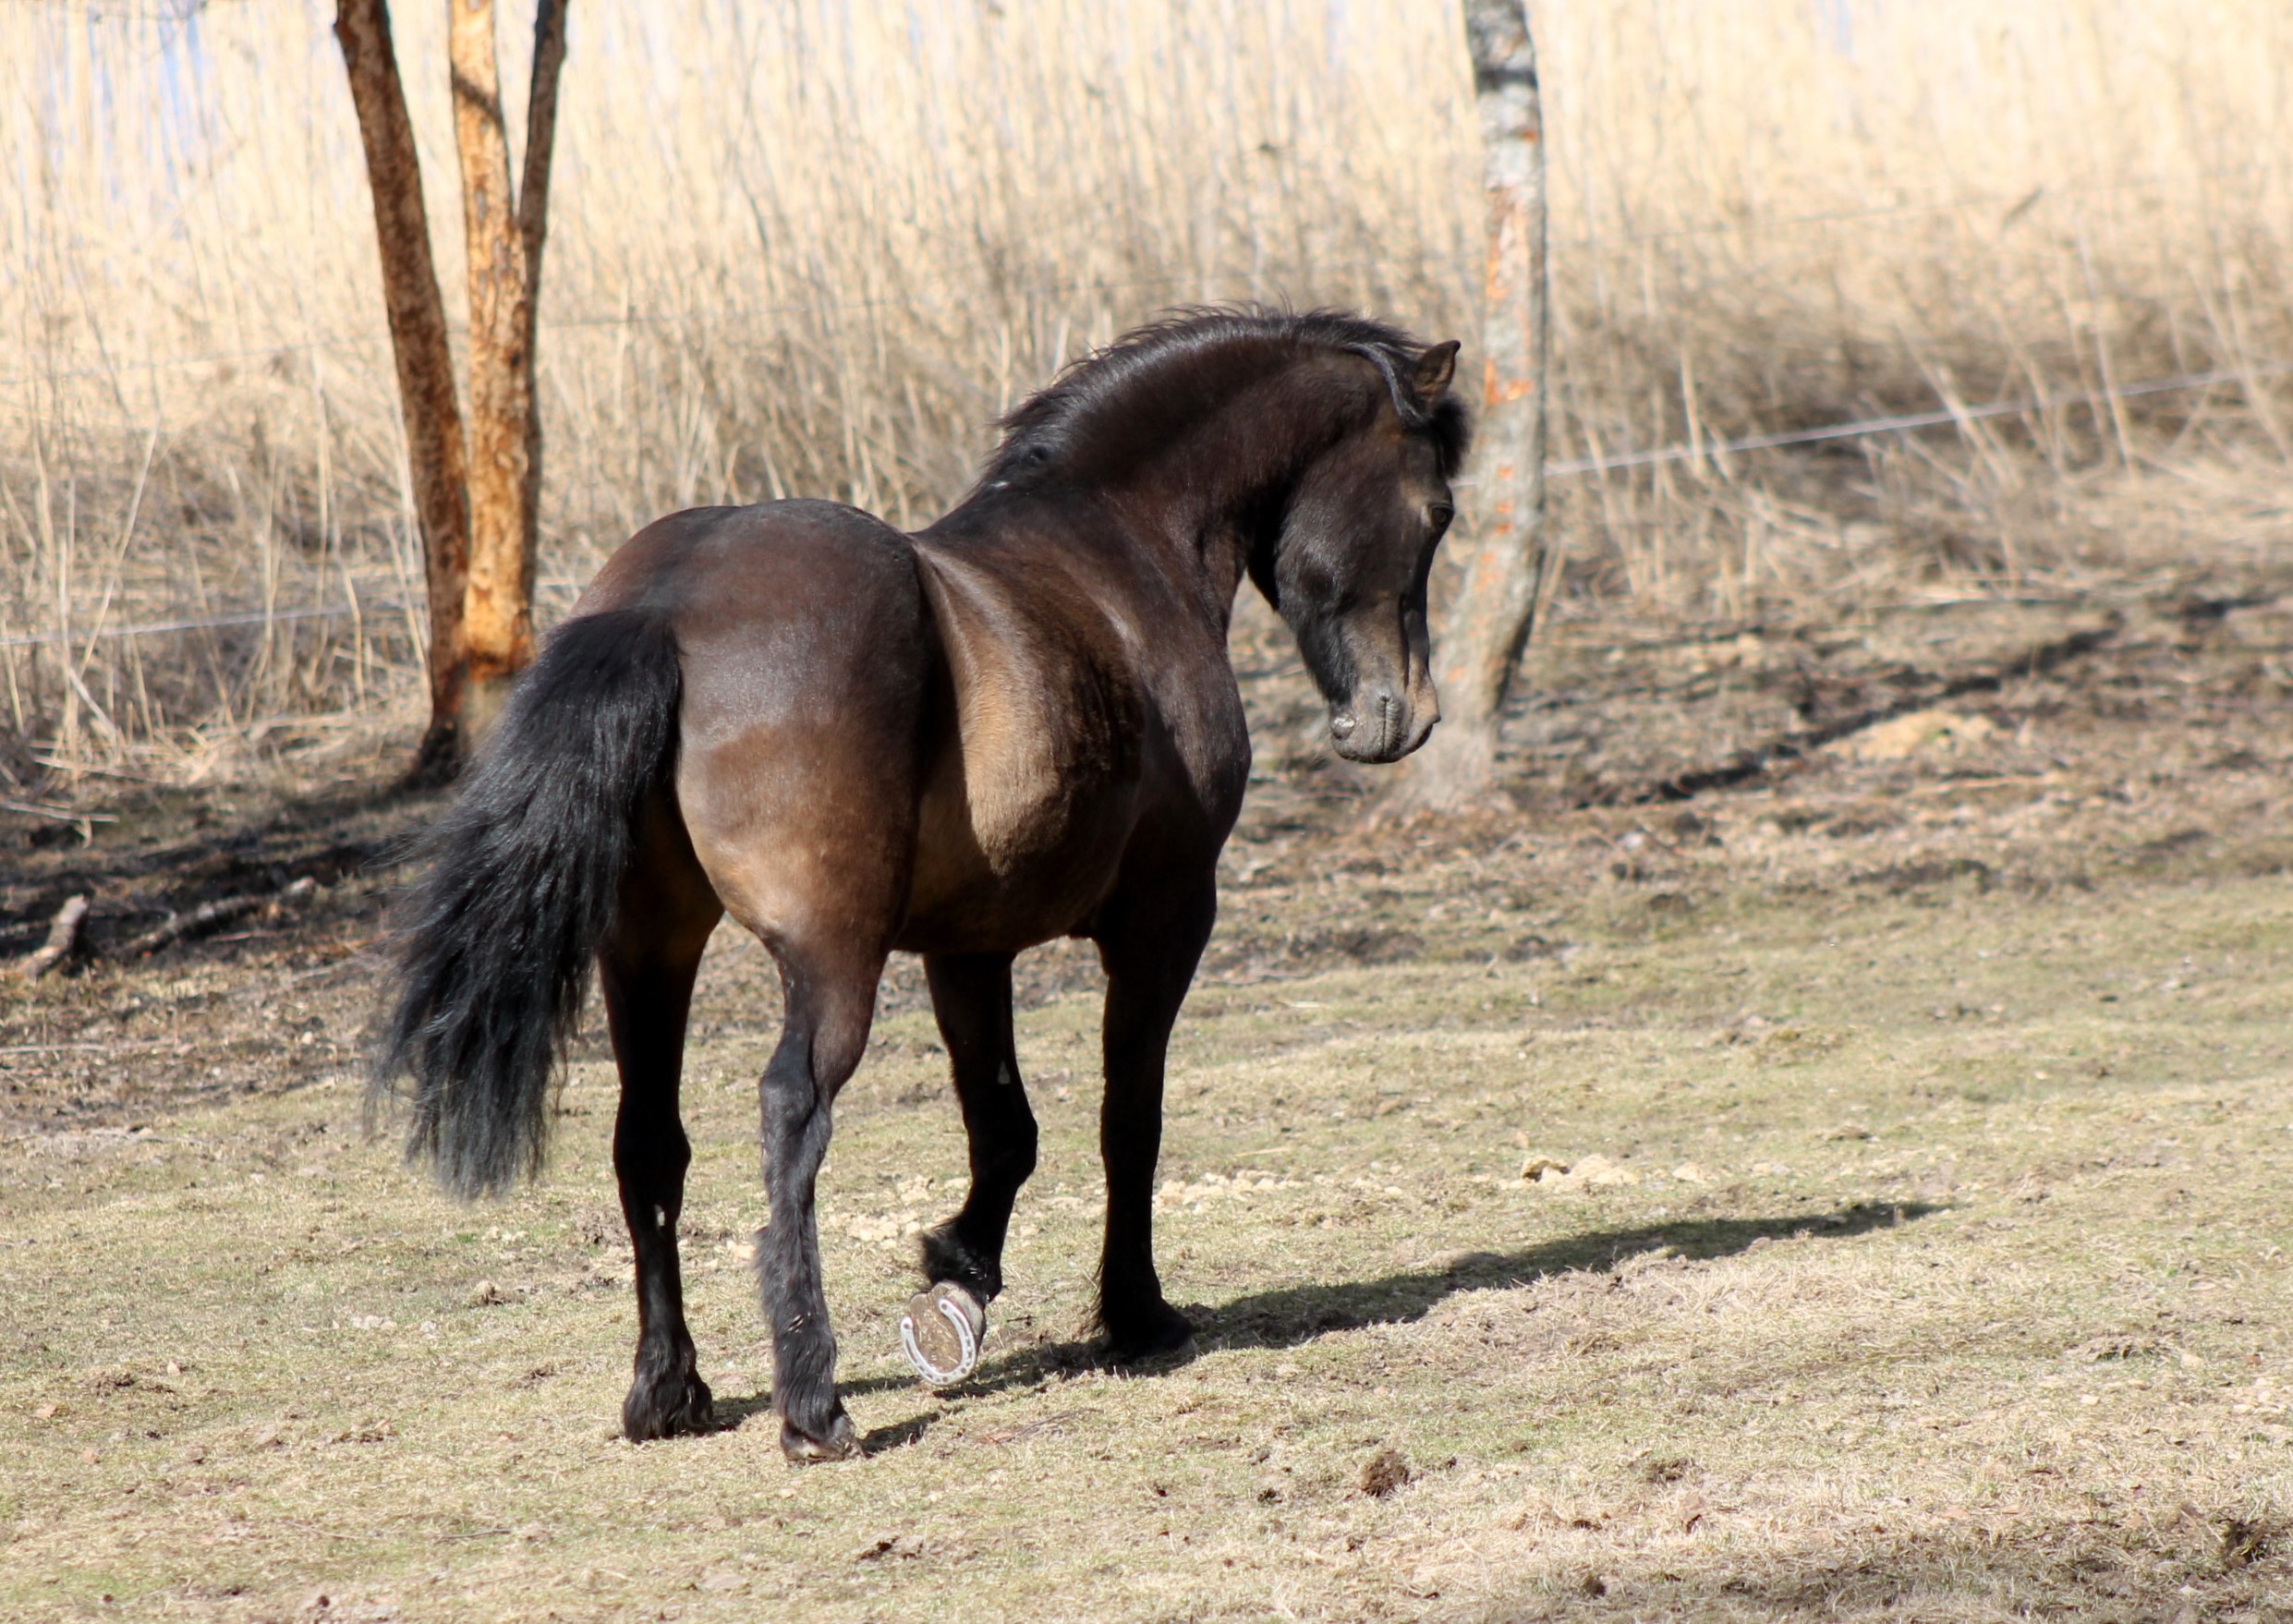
[975,306,1471,491]
[1426,390,1472,479]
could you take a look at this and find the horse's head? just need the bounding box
[1254,337,1468,764]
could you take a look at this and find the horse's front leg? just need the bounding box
[894,952,1036,1386]
[756,950,880,1462]
[1093,877,1217,1361]
[919,951,1037,1301]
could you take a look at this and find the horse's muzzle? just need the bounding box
[1328,685,1438,763]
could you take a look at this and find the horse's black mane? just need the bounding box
[978,307,1470,491]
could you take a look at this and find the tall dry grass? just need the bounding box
[2,0,2288,779]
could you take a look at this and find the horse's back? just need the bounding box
[579,499,921,662]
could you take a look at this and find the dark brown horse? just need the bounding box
[376,309,1467,1461]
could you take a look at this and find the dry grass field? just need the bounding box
[4,588,2290,1621]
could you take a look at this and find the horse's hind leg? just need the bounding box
[599,797,723,1441]
[754,935,884,1460]
[918,951,1037,1303]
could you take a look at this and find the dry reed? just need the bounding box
[2,0,2287,777]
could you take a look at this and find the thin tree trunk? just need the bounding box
[449,0,536,736]
[516,2,567,629]
[334,0,470,781]
[1397,0,1550,810]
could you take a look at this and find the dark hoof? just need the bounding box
[1099,1302,1197,1366]
[622,1362,715,1441]
[899,1280,986,1388]
[781,1408,861,1464]
[1104,1332,1198,1369]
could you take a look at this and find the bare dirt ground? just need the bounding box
[3,581,2291,1621]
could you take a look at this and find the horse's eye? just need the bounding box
[1426,503,1454,536]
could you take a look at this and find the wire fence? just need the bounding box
[1546,359,2293,477]
[4,354,2281,653]
[4,143,2282,674]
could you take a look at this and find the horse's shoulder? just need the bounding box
[909,539,1147,870]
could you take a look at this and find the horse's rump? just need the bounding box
[644,504,936,958]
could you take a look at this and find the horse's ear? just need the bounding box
[1413,340,1461,400]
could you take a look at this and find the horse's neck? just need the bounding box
[933,355,1353,621]
[1111,369,1352,612]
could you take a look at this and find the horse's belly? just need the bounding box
[896,742,1138,954]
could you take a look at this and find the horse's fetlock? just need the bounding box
[920,1220,1003,1300]
[1098,1289,1194,1363]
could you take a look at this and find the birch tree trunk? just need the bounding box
[1395,0,1550,810]
[334,0,470,782]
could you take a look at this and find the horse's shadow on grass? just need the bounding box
[711,1201,1938,1451]
[1196,1199,1936,1357]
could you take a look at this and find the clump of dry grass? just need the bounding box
[3,0,2288,779]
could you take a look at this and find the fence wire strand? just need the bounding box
[3,358,2282,652]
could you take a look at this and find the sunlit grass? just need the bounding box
[4,847,2288,1619]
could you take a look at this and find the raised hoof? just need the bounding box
[899,1280,987,1388]
[622,1366,715,1442]
[781,1410,861,1464]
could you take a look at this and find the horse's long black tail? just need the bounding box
[374,610,682,1197]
